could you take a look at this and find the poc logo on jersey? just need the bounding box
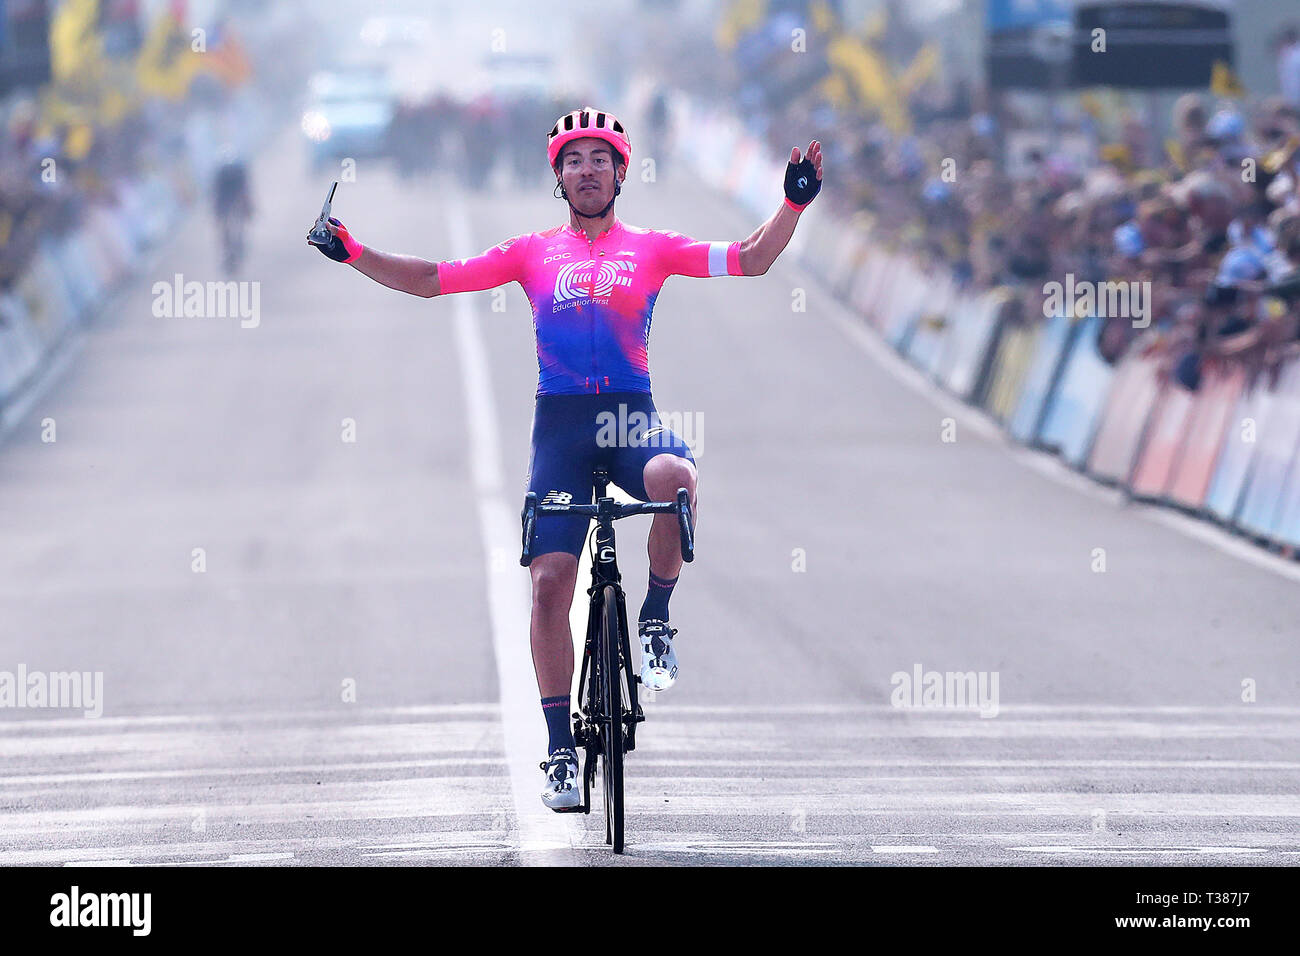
[553,260,637,302]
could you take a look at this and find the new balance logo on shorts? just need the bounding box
[541,490,573,505]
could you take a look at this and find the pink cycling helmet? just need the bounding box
[547,106,631,170]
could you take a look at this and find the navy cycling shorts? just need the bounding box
[525,392,696,560]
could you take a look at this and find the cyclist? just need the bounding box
[213,146,253,271]
[309,106,822,810]
[646,91,669,175]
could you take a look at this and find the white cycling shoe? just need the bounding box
[638,619,679,691]
[539,748,581,811]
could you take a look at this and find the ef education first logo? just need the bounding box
[553,260,637,302]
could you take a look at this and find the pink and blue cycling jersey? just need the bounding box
[437,217,742,396]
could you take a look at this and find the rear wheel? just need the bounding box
[599,585,625,852]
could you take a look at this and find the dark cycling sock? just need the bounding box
[541,695,575,754]
[639,571,678,623]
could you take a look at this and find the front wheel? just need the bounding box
[599,584,625,852]
[220,217,245,273]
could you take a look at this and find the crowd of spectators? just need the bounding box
[0,94,179,293]
[0,8,300,299]
[684,6,1300,393]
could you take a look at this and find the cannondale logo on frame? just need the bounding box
[553,260,637,302]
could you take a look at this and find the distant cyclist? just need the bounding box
[646,91,669,175]
[213,146,253,271]
[309,106,822,810]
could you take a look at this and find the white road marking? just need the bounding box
[4,756,1298,788]
[0,703,498,732]
[360,847,510,859]
[871,845,939,853]
[635,841,839,855]
[1012,845,1268,855]
[0,702,1295,733]
[63,858,132,866]
[634,758,1300,770]
[634,703,1300,716]
[0,757,504,786]
[359,840,512,852]
[1140,504,1300,584]
[3,688,1294,864]
[622,791,1300,815]
[795,256,1300,583]
[446,198,580,866]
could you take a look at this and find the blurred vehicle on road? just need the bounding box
[301,66,397,172]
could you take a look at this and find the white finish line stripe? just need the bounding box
[2,703,1297,732]
[872,845,939,853]
[63,859,131,866]
[447,198,579,866]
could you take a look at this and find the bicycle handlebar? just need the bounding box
[520,488,694,566]
[520,492,538,567]
[676,488,695,563]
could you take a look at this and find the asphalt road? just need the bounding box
[1,123,1298,866]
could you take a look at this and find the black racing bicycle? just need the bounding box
[520,466,694,853]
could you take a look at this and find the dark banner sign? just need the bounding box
[1071,2,1234,89]
[0,0,52,94]
[988,1,1235,91]
[985,0,1074,90]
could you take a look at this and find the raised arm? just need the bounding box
[738,140,823,276]
[310,218,440,297]
[737,199,801,276]
[352,246,441,297]
[310,218,527,299]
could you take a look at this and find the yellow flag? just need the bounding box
[819,72,851,109]
[715,0,767,53]
[1099,143,1133,170]
[1210,60,1245,99]
[50,0,103,85]
[810,0,836,34]
[898,43,939,95]
[1164,137,1186,172]
[1079,92,1103,119]
[829,34,909,133]
[137,13,201,100]
[64,123,94,161]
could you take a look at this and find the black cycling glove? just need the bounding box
[784,157,821,210]
[309,217,363,263]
